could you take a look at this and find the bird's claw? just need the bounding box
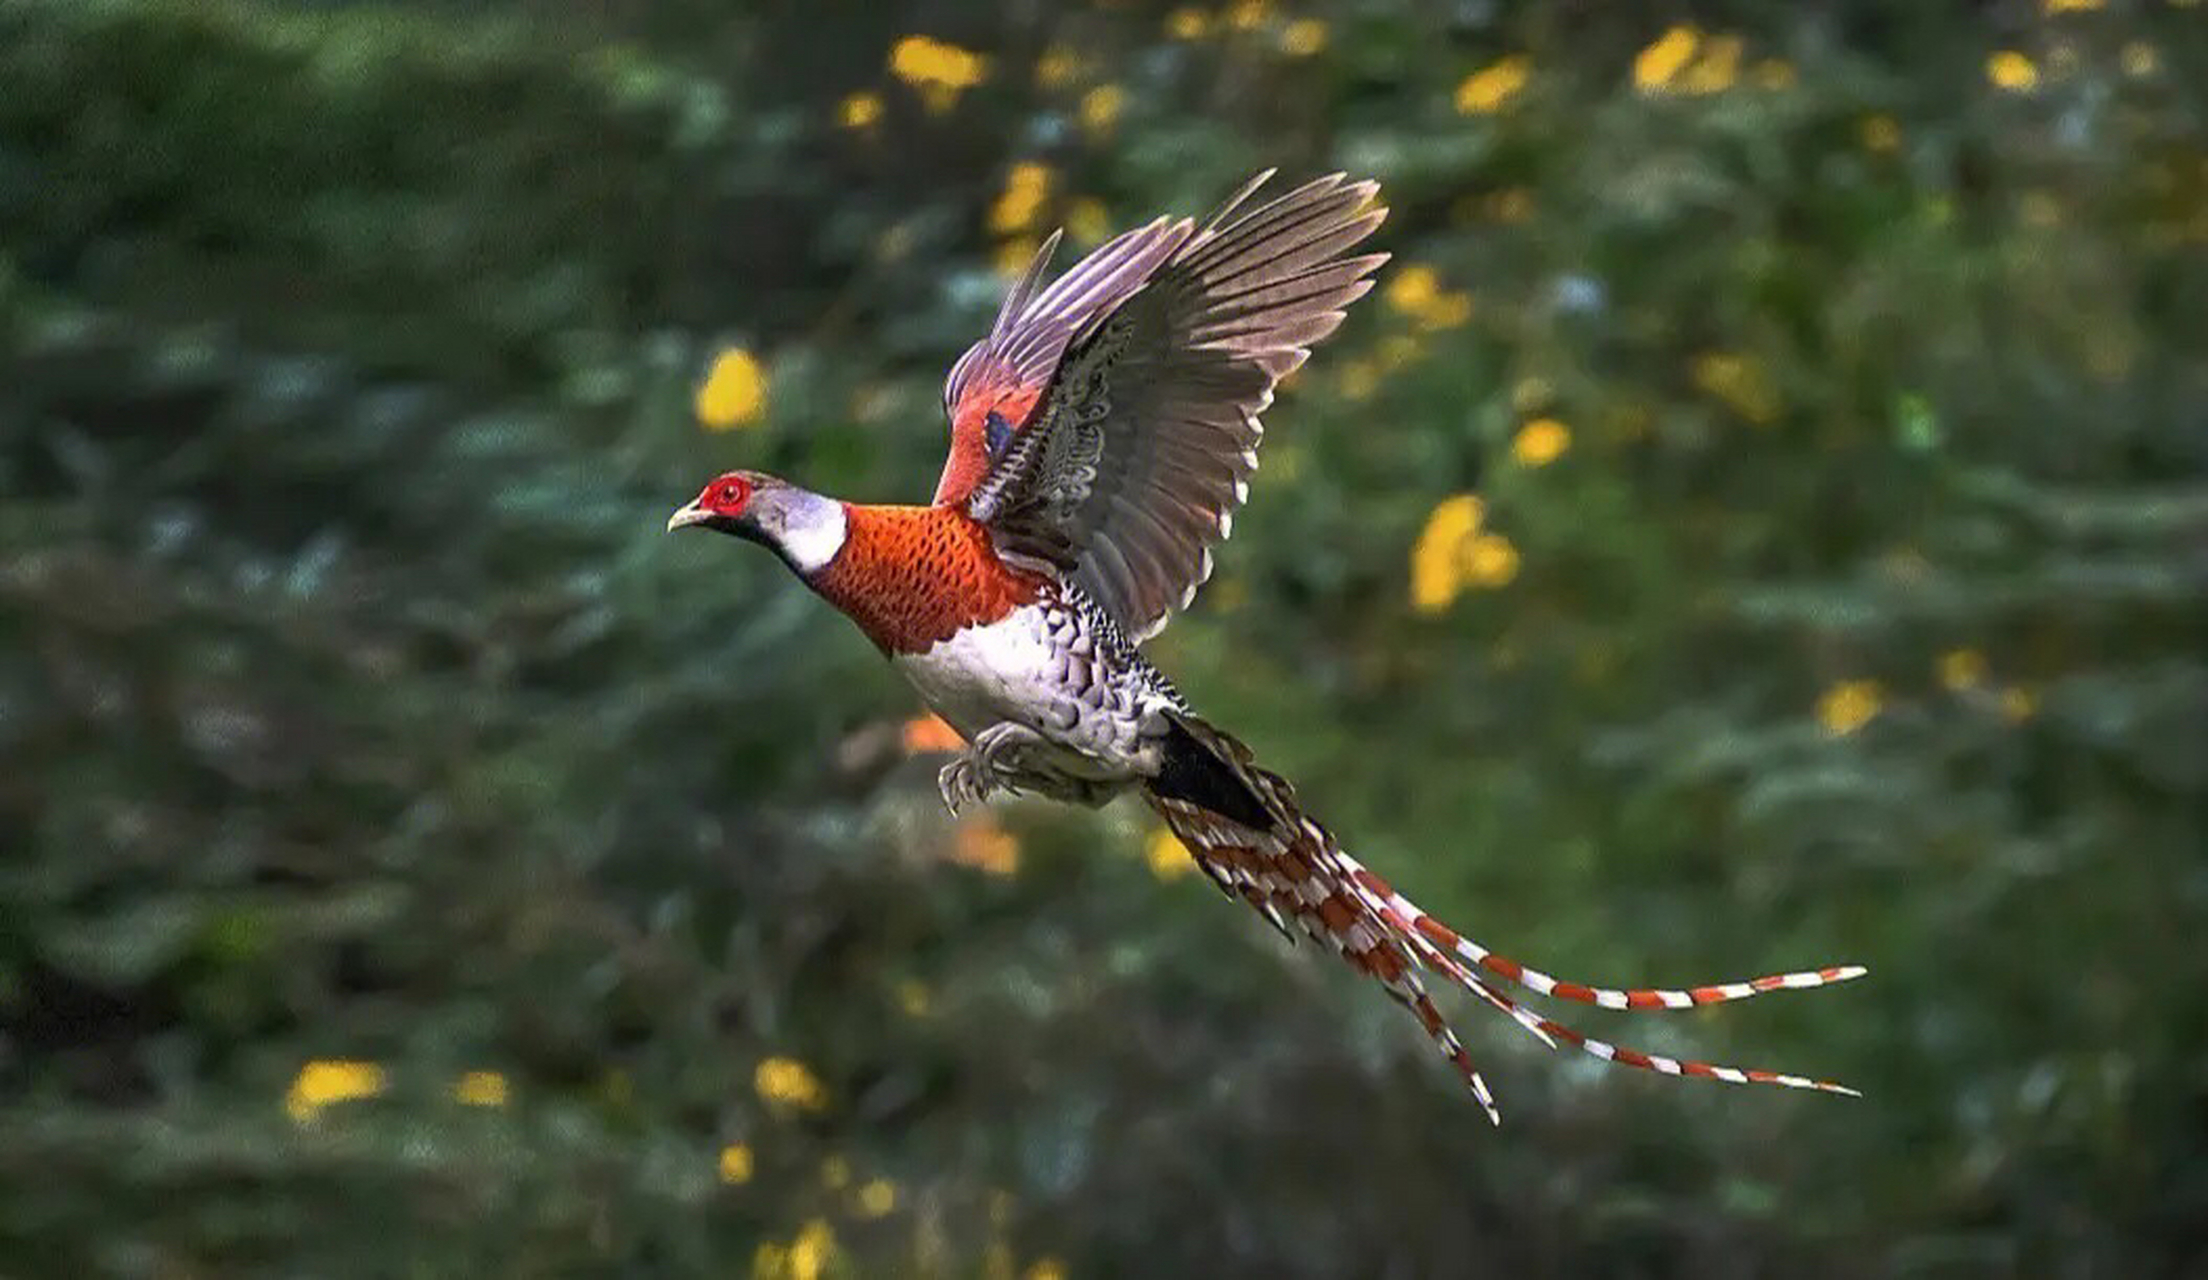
[937,754,994,815]
[935,723,1048,815]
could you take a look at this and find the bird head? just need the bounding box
[667,470,848,576]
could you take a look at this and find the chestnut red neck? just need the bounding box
[807,505,1045,654]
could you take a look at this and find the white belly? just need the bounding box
[892,605,1064,741]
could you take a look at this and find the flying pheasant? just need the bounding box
[668,171,1863,1122]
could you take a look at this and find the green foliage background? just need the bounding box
[3,0,2204,1274]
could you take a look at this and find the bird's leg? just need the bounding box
[974,721,1050,773]
[936,722,1054,814]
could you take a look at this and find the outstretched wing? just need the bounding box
[931,214,1200,508]
[948,172,1388,640]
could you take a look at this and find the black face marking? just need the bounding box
[983,410,1013,460]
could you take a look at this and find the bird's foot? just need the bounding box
[936,755,989,815]
[935,722,1053,815]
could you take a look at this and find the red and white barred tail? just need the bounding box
[1142,714,1863,1123]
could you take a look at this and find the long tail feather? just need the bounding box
[1506,987,1862,1095]
[1364,893,1861,1096]
[1330,848,1868,1010]
[1142,713,1862,1119]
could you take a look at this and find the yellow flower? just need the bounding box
[697,347,768,430]
[1145,829,1192,881]
[1079,84,1124,135]
[1410,494,1483,613]
[1067,197,1110,245]
[1816,680,1883,737]
[285,1059,386,1123]
[1679,34,1741,94]
[1026,1261,1068,1280]
[889,35,988,112]
[989,162,1052,236]
[820,1156,850,1189]
[1387,264,1439,314]
[1455,56,1530,114]
[890,35,988,89]
[1424,291,1472,328]
[857,1179,899,1218]
[1384,265,1473,331]
[838,91,883,130]
[1635,25,1700,92]
[897,979,933,1017]
[1938,649,1987,691]
[1987,50,2039,92]
[452,1070,508,1108]
[2121,41,2159,78]
[1461,533,1520,588]
[754,1056,828,1112]
[2000,687,2038,722]
[1165,7,1209,40]
[1228,0,1271,30]
[1859,114,1902,153]
[1511,418,1570,467]
[996,235,1043,278]
[1692,351,1779,425]
[1035,43,1080,90]
[2043,0,2105,11]
[1631,25,1746,96]
[788,1219,836,1280]
[953,819,1021,876]
[1280,19,1327,56]
[718,1142,754,1184]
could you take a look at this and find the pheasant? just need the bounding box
[668,171,1863,1122]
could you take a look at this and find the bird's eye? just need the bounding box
[984,410,1013,459]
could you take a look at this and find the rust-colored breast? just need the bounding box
[810,504,1045,655]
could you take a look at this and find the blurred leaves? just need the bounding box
[2,0,2205,1275]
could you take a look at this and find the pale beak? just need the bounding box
[666,501,711,532]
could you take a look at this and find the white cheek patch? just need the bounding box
[779,500,848,575]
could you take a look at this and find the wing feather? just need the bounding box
[954,172,1387,638]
